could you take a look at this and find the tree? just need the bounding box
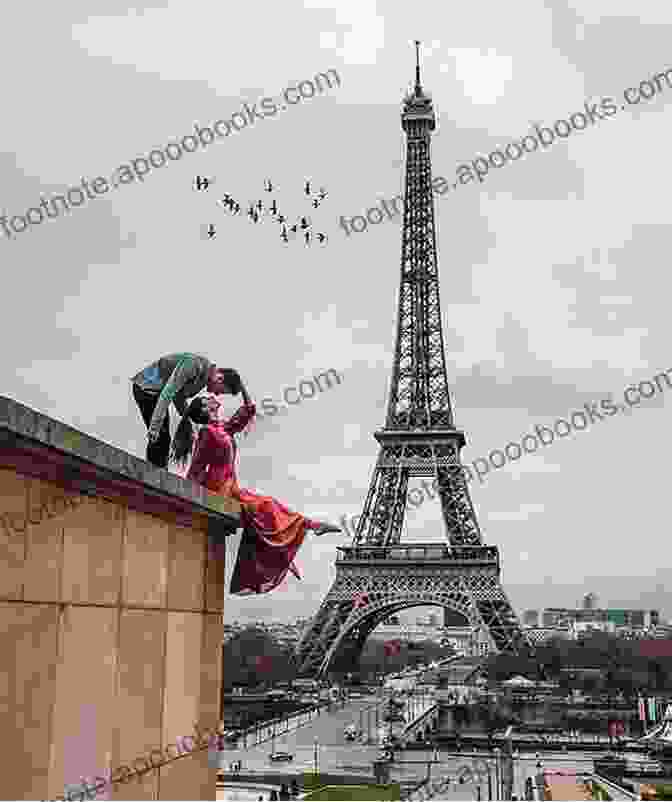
[579,674,601,696]
[223,628,298,689]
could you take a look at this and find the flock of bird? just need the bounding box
[198,177,329,245]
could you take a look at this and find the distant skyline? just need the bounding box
[226,602,667,628]
[3,1,671,627]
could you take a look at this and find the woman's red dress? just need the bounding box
[186,402,316,595]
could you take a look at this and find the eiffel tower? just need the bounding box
[296,42,529,677]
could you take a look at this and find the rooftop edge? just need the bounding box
[0,395,241,528]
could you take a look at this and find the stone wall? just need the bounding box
[0,396,241,800]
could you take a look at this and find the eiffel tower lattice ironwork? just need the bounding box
[295,42,529,677]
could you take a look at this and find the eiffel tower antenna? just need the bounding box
[296,44,529,677]
[414,39,422,94]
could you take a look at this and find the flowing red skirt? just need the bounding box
[224,480,313,595]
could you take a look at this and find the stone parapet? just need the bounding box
[0,395,241,800]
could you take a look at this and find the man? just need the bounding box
[131,353,239,468]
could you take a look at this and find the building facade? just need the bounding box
[522,609,540,627]
[524,607,660,629]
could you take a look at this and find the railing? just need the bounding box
[584,773,640,801]
[434,688,479,705]
[401,700,437,738]
[229,699,335,748]
[336,544,499,564]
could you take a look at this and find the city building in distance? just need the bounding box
[521,594,662,644]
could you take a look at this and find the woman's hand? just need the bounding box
[239,381,252,406]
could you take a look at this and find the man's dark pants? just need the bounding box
[132,384,171,468]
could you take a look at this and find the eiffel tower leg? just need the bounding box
[435,447,483,546]
[354,444,409,546]
[302,565,529,676]
[465,574,529,655]
[296,578,357,676]
[314,573,481,671]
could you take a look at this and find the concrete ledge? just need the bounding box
[0,395,235,799]
[0,395,242,532]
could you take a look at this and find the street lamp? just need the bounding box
[313,738,319,777]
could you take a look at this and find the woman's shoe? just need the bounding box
[311,521,342,536]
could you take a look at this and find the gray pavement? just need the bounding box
[215,692,435,779]
[218,784,282,801]
[216,740,644,800]
[512,750,614,800]
[400,748,619,800]
[214,696,387,777]
[215,689,643,800]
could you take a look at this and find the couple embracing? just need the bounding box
[131,353,341,595]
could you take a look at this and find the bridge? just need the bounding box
[214,688,438,780]
[215,657,484,777]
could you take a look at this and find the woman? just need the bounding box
[170,375,341,594]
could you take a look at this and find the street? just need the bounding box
[215,688,645,800]
[214,696,387,777]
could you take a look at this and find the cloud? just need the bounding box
[488,503,545,522]
[5,2,672,626]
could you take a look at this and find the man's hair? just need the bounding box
[215,367,242,395]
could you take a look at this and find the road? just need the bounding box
[214,695,389,778]
[217,735,643,800]
[215,684,641,800]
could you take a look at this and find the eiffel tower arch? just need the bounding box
[296,43,530,677]
[302,549,511,673]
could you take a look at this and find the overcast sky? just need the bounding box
[3,1,671,626]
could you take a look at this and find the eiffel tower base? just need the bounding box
[295,544,528,676]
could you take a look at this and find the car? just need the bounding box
[344,724,360,741]
[269,751,294,762]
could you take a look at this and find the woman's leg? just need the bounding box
[236,489,342,538]
[305,518,342,535]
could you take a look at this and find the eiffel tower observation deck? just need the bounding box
[296,43,529,677]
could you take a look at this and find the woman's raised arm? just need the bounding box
[239,379,252,407]
[225,379,256,434]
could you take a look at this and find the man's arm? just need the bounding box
[148,356,200,440]
[172,392,189,417]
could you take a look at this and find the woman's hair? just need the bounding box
[170,397,210,466]
[219,368,242,395]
